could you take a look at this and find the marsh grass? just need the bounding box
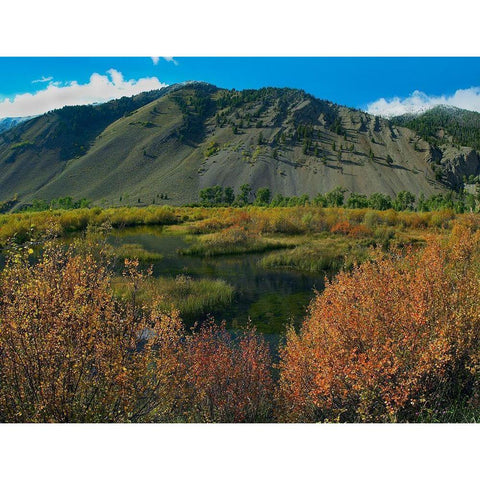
[2,205,480,249]
[259,236,371,273]
[114,243,164,261]
[0,205,180,245]
[180,226,293,257]
[113,274,234,319]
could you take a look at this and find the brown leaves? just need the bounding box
[0,242,183,422]
[277,227,480,422]
[179,320,273,422]
[0,241,273,423]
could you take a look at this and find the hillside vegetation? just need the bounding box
[0,83,462,210]
[392,106,480,189]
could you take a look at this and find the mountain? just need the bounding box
[391,106,480,189]
[0,83,462,209]
[0,116,33,134]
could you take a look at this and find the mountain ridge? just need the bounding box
[1,82,478,210]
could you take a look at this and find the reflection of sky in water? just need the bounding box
[108,226,324,336]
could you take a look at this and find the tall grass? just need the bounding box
[2,205,479,248]
[113,274,234,320]
[260,238,370,273]
[0,206,180,245]
[114,243,164,261]
[180,226,292,257]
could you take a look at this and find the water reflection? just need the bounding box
[109,226,324,335]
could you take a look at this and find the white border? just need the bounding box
[1,0,479,56]
[0,0,479,478]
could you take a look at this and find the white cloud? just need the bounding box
[151,56,178,66]
[0,69,168,119]
[367,87,480,117]
[32,76,53,84]
[163,56,179,66]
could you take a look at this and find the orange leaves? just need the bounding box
[4,217,480,423]
[0,241,183,422]
[277,227,480,422]
[330,220,373,238]
[0,240,273,423]
[180,320,274,423]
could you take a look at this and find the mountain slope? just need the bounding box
[0,83,453,209]
[392,106,480,188]
[0,117,33,134]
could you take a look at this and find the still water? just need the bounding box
[108,226,324,336]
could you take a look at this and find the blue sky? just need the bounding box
[1,57,480,118]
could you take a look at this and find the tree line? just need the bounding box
[197,184,480,212]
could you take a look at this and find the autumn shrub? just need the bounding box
[180,320,274,422]
[405,211,431,229]
[277,226,480,422]
[264,213,305,234]
[455,213,480,231]
[0,237,273,423]
[0,242,185,422]
[331,220,371,237]
[330,220,351,235]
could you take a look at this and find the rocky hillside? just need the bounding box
[392,105,480,189]
[0,83,464,209]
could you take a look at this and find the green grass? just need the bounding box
[114,243,163,261]
[413,400,480,423]
[113,274,234,320]
[179,227,292,257]
[259,236,371,273]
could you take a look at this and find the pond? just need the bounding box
[108,226,325,336]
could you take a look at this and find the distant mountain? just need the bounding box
[0,116,33,134]
[0,83,471,210]
[391,105,480,150]
[391,106,480,188]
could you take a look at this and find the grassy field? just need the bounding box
[114,243,164,261]
[0,204,464,243]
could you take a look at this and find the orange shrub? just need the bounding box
[0,243,185,422]
[330,220,352,235]
[181,320,274,422]
[277,227,480,422]
[330,221,372,238]
[0,238,273,423]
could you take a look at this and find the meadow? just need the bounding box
[1,204,480,422]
